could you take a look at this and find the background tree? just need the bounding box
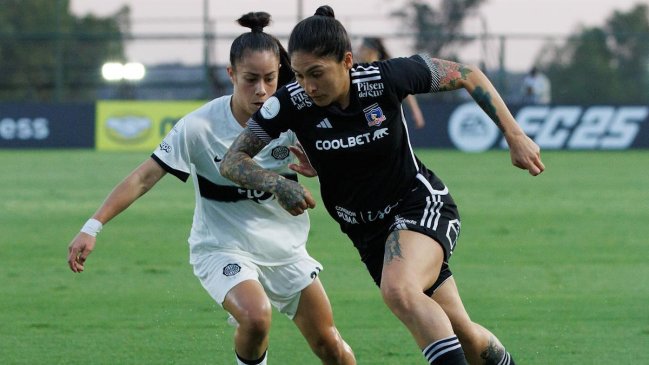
[0,0,129,102]
[537,4,649,104]
[391,0,486,59]
[391,0,487,101]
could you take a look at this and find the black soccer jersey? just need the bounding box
[249,54,442,231]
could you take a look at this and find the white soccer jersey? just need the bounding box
[152,95,310,265]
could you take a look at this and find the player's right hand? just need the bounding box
[67,233,96,273]
[274,179,316,216]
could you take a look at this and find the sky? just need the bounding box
[70,0,646,71]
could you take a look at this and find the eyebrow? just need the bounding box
[292,65,323,75]
[241,71,277,77]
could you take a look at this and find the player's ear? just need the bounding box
[226,66,236,84]
[343,51,353,70]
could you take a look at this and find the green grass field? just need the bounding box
[1,149,648,364]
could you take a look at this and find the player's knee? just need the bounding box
[236,306,272,338]
[380,283,416,316]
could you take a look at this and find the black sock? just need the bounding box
[498,351,515,365]
[422,335,468,364]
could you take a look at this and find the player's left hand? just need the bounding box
[288,143,318,177]
[506,133,545,176]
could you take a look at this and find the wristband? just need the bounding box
[80,218,103,237]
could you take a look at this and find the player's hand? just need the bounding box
[67,233,97,273]
[274,179,316,215]
[288,143,318,177]
[506,133,545,176]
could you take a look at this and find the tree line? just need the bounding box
[1,0,647,104]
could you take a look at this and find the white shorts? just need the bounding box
[192,252,323,319]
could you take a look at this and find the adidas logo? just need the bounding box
[316,118,333,128]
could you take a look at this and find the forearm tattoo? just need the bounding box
[472,86,504,132]
[433,59,472,91]
[431,58,505,132]
[480,336,506,365]
[384,231,404,265]
[220,128,306,210]
[221,128,281,192]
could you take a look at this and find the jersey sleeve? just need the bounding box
[247,87,294,144]
[381,53,443,99]
[151,117,193,182]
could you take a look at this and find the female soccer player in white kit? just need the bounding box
[67,12,355,365]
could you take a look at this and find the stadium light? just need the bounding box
[102,62,146,82]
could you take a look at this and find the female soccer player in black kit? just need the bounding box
[221,6,544,365]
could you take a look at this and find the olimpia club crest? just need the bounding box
[364,103,386,127]
[222,263,241,277]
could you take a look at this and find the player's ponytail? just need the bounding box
[237,11,271,32]
[289,6,351,61]
[314,5,335,18]
[230,12,294,88]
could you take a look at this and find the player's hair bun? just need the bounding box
[314,5,335,18]
[237,11,271,32]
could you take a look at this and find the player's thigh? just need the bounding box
[292,278,336,336]
[192,253,270,317]
[381,229,445,292]
[223,280,272,321]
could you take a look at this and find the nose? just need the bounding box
[303,80,317,94]
[255,81,267,96]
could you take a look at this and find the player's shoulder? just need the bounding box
[351,58,421,84]
[189,95,231,120]
[259,81,315,118]
[186,95,231,125]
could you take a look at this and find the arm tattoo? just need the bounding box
[220,128,282,193]
[472,86,504,132]
[220,128,306,210]
[433,59,472,91]
[480,336,506,365]
[384,231,404,265]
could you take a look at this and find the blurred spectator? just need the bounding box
[356,37,426,128]
[522,66,551,104]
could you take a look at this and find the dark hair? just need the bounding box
[230,12,293,87]
[288,5,351,61]
[362,37,391,60]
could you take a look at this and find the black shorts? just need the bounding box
[346,168,461,296]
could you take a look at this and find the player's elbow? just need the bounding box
[463,64,489,89]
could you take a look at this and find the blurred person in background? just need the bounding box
[356,37,427,129]
[67,11,355,365]
[521,66,551,104]
[221,5,545,365]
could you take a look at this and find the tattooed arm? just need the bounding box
[220,128,316,216]
[431,58,545,176]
